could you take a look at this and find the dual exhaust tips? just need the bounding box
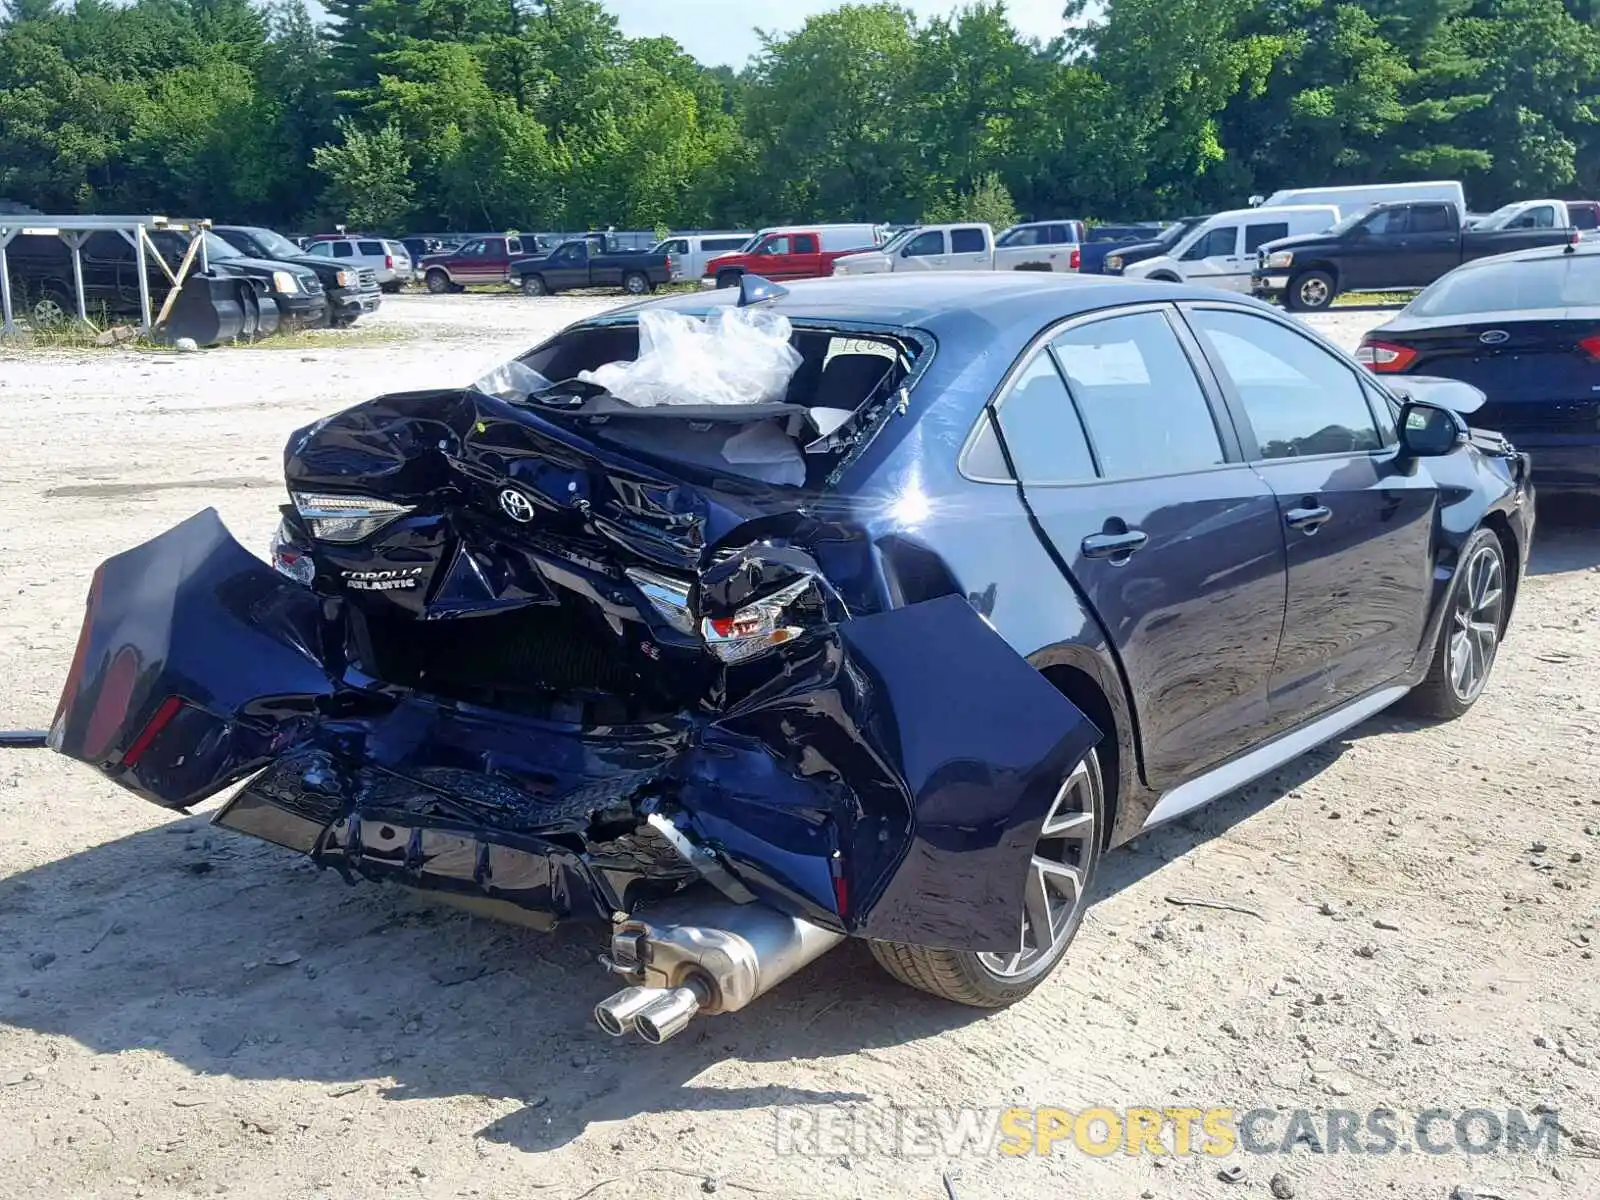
[591,890,844,1045]
[595,979,710,1044]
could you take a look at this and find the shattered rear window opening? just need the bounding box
[474,314,927,490]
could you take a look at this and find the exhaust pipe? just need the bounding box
[594,890,844,1044]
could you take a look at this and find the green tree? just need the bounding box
[922,171,1019,227]
[312,117,415,228]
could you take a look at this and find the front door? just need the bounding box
[991,305,1288,789]
[1341,207,1411,290]
[1181,304,1436,727]
[1178,224,1246,291]
[543,243,589,289]
[898,229,947,271]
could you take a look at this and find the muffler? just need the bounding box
[593,889,844,1044]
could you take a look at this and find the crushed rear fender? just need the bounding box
[52,511,1100,954]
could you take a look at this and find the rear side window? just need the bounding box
[332,242,354,258]
[1410,205,1456,233]
[904,231,944,256]
[1188,308,1380,459]
[991,354,1097,484]
[793,234,819,253]
[1051,310,1225,479]
[1571,205,1599,231]
[358,240,384,255]
[508,238,523,254]
[951,227,987,253]
[1244,222,1288,253]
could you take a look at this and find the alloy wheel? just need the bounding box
[1447,543,1504,703]
[32,296,67,325]
[1298,276,1330,308]
[976,758,1097,980]
[624,274,648,295]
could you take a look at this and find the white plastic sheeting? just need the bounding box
[577,308,802,407]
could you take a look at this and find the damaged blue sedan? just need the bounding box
[49,273,1532,1041]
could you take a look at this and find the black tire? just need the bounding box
[380,281,402,294]
[716,270,742,290]
[1287,269,1336,311]
[622,271,651,296]
[329,314,358,329]
[869,748,1105,1007]
[425,269,452,295]
[1406,527,1508,720]
[30,283,75,326]
[520,274,549,297]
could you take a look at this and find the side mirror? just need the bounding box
[1398,400,1467,458]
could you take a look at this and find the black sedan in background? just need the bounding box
[1357,242,1600,493]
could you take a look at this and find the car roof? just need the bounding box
[1449,241,1600,269]
[613,270,1270,333]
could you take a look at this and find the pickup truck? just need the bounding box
[832,224,997,274]
[1076,223,1169,274]
[990,220,1086,272]
[1102,216,1209,275]
[509,237,673,296]
[1252,199,1589,310]
[702,227,879,287]
[419,234,526,292]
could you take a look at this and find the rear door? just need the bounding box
[481,237,512,283]
[988,304,1287,789]
[1182,303,1436,725]
[1401,203,1461,283]
[788,233,824,278]
[357,239,388,278]
[898,229,948,271]
[949,225,991,269]
[1177,223,1243,290]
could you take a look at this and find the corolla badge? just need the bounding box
[1479,330,1511,345]
[499,488,536,523]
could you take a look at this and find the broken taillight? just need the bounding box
[1354,338,1417,373]
[292,492,413,543]
[122,696,186,768]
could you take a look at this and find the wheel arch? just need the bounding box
[1479,509,1522,630]
[1034,651,1137,850]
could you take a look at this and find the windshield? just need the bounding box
[1326,209,1375,235]
[202,231,242,260]
[1407,253,1600,316]
[247,228,305,260]
[1472,203,1528,231]
[877,228,919,254]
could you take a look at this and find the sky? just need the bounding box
[604,1,1073,67]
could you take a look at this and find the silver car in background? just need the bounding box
[305,237,412,292]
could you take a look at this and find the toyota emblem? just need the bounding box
[1479,329,1510,345]
[498,488,535,523]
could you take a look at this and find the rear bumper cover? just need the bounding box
[51,509,1100,954]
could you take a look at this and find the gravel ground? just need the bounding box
[0,294,1595,1200]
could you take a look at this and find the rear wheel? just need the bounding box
[869,749,1103,1007]
[1287,270,1335,311]
[622,271,651,296]
[520,274,549,297]
[30,284,74,326]
[380,281,402,294]
[1407,528,1507,720]
[425,269,452,295]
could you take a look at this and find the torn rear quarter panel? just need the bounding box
[52,387,1100,953]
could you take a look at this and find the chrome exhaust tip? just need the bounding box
[593,986,667,1037]
[633,984,705,1045]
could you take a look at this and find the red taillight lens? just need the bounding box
[1578,334,1600,360]
[385,254,394,269]
[121,695,185,768]
[1070,248,1081,270]
[1354,338,1417,373]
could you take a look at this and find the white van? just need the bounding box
[1257,180,1466,219]
[1122,205,1339,292]
[653,232,754,282]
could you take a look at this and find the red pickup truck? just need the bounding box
[701,225,882,288]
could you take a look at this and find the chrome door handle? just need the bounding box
[1286,504,1332,532]
[1082,529,1149,559]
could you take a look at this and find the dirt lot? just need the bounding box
[0,294,1596,1200]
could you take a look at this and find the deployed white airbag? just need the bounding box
[578,308,803,407]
